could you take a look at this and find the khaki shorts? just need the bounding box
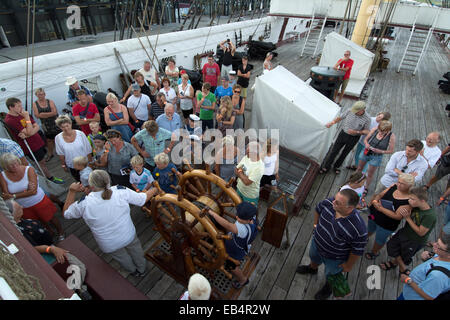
[338,79,349,93]
[240,87,248,98]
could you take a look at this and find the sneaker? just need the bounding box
[56,234,65,242]
[296,265,318,275]
[130,269,148,278]
[314,282,332,300]
[49,176,64,184]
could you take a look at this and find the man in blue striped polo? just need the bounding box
[296,189,368,300]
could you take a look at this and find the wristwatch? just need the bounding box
[12,194,16,200]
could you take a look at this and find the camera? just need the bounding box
[227,39,230,43]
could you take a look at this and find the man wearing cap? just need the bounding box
[156,103,182,133]
[333,50,354,105]
[214,75,233,107]
[127,83,152,129]
[320,101,371,174]
[207,201,258,289]
[184,114,203,138]
[66,76,93,107]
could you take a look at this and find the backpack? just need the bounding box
[425,264,450,300]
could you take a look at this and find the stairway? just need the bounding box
[397,27,431,74]
[300,17,327,58]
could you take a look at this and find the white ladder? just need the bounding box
[397,8,440,75]
[300,1,332,58]
[300,8,316,57]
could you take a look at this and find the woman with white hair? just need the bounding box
[179,273,211,300]
[215,135,239,182]
[0,153,64,240]
[263,52,273,73]
[152,152,178,194]
[234,141,264,205]
[63,170,157,277]
[104,92,133,142]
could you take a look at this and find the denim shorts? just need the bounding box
[367,219,394,245]
[309,238,345,277]
[359,152,383,167]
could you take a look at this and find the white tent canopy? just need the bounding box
[319,32,375,97]
[250,66,340,163]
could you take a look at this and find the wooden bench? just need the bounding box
[52,234,148,300]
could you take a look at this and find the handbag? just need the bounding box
[107,106,135,133]
[327,272,351,298]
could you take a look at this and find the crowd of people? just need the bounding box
[0,42,449,301]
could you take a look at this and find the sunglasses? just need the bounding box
[401,165,408,173]
[433,242,449,253]
[234,90,241,93]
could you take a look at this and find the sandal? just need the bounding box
[319,168,328,174]
[380,261,397,271]
[232,278,249,289]
[334,168,341,174]
[399,269,410,276]
[365,252,379,260]
[346,165,357,171]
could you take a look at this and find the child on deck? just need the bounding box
[381,187,437,276]
[73,156,93,191]
[340,172,367,209]
[129,155,154,192]
[91,134,108,170]
[260,139,279,191]
[87,121,102,149]
[206,201,258,289]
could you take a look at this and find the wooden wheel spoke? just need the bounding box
[198,245,214,260]
[219,202,235,207]
[193,177,206,194]
[189,218,199,229]
[199,239,214,251]
[160,206,176,221]
[185,192,199,201]
[214,189,225,200]
[186,182,201,196]
[207,180,212,195]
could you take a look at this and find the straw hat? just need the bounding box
[65,76,77,86]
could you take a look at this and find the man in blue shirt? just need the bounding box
[214,75,233,107]
[296,189,368,300]
[398,233,450,300]
[156,103,182,133]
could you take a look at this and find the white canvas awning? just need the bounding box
[250,65,340,163]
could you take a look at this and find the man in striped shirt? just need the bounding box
[320,101,371,174]
[297,189,368,300]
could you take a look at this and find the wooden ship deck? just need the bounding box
[46,28,450,300]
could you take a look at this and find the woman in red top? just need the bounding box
[72,90,100,135]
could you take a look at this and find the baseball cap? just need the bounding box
[189,114,200,121]
[236,201,257,221]
[229,70,236,75]
[131,83,141,91]
[350,101,366,114]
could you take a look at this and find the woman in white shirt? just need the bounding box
[63,169,157,276]
[160,77,177,105]
[55,115,92,182]
[260,139,279,190]
[178,73,194,123]
[0,153,64,239]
